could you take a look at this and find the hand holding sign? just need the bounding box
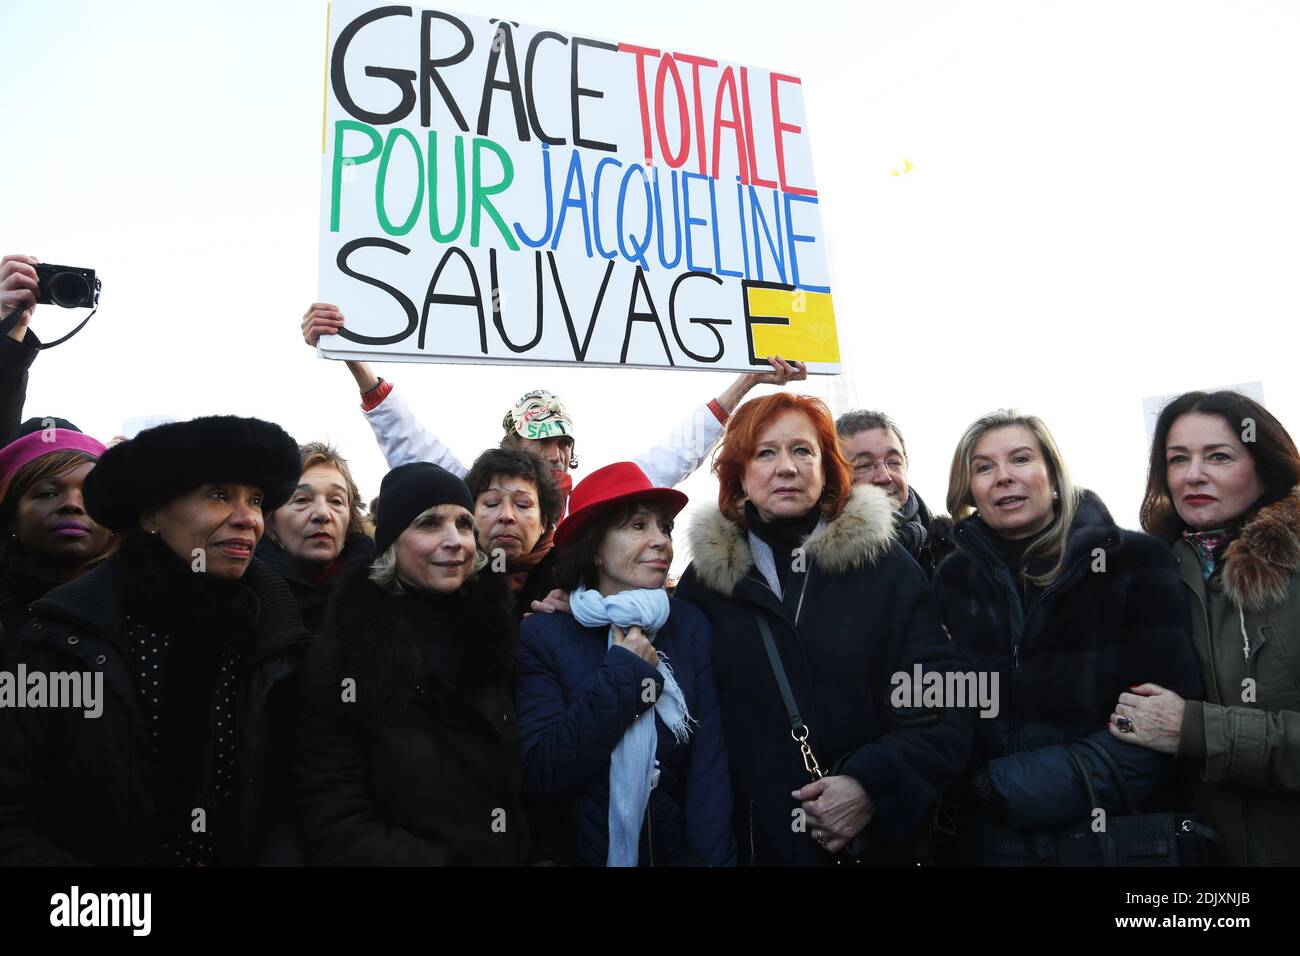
[303,302,345,347]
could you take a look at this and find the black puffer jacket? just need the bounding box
[931,490,1203,857]
[294,567,527,866]
[0,545,310,865]
[256,533,376,634]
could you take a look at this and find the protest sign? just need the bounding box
[317,1,839,372]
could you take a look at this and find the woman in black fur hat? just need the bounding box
[0,415,310,866]
[294,462,527,865]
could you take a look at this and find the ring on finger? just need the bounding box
[1116,715,1134,733]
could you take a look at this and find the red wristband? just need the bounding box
[361,378,393,412]
[708,398,728,425]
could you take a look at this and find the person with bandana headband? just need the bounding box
[299,303,808,508]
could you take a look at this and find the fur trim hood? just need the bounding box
[1221,486,1300,612]
[686,484,896,595]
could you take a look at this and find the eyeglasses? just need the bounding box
[852,460,906,477]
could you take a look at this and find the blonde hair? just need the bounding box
[368,505,488,594]
[946,410,1080,587]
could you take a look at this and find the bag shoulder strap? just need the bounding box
[1063,745,1102,813]
[755,613,804,734]
[1074,737,1140,815]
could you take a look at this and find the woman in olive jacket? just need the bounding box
[1120,390,1300,865]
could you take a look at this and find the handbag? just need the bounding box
[977,738,1222,867]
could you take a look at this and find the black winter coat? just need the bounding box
[256,533,376,634]
[294,567,527,865]
[676,485,974,866]
[0,571,54,658]
[0,332,38,445]
[931,490,1203,857]
[514,548,558,620]
[0,549,310,865]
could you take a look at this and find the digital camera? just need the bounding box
[35,263,99,309]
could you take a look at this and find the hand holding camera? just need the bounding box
[0,253,100,347]
[0,255,40,341]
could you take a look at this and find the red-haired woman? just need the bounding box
[675,393,972,866]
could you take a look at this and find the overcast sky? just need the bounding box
[5,0,1298,571]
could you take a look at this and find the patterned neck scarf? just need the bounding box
[1182,527,1241,580]
[893,487,928,558]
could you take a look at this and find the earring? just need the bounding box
[1052,489,1059,500]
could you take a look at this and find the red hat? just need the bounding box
[554,462,688,550]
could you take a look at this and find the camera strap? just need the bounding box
[0,279,100,349]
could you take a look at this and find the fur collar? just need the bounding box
[686,484,896,595]
[1221,486,1300,612]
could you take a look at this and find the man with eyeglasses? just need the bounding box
[835,410,953,580]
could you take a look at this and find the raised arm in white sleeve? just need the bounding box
[631,403,726,489]
[362,384,468,477]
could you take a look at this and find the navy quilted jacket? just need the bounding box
[517,599,736,866]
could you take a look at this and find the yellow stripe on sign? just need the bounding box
[321,3,332,154]
[746,287,840,363]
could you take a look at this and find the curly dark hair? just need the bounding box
[464,446,564,528]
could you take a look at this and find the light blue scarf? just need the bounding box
[570,585,694,867]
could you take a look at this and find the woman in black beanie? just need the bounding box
[294,462,527,865]
[0,415,310,866]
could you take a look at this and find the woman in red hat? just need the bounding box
[516,462,735,866]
